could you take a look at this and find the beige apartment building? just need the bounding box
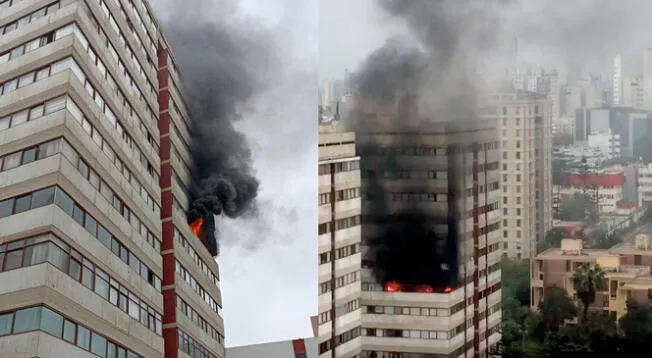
[333,96,502,358]
[488,91,553,259]
[0,1,224,357]
[532,236,652,321]
[318,123,363,358]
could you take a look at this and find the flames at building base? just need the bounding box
[188,215,218,257]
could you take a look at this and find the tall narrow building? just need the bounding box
[490,91,553,258]
[318,123,363,358]
[331,97,502,358]
[0,1,224,357]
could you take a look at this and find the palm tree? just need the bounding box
[572,262,607,322]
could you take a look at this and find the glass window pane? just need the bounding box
[3,152,21,170]
[77,325,90,350]
[0,199,13,218]
[107,342,116,358]
[69,258,81,281]
[84,215,97,236]
[10,110,28,126]
[18,72,34,87]
[94,277,109,300]
[44,96,66,114]
[14,195,31,214]
[82,266,93,289]
[89,171,100,189]
[118,348,126,358]
[72,204,84,225]
[48,244,69,272]
[21,148,36,164]
[30,105,44,120]
[0,313,12,335]
[54,188,74,215]
[4,249,23,270]
[40,307,63,337]
[31,187,55,209]
[63,320,76,343]
[22,243,49,266]
[77,159,89,178]
[24,39,40,53]
[98,225,111,248]
[0,116,9,131]
[35,68,49,81]
[60,141,78,164]
[3,79,17,93]
[38,140,60,159]
[90,331,107,357]
[13,307,41,333]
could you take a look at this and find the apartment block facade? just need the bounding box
[532,237,652,321]
[489,91,553,259]
[0,1,224,357]
[333,96,503,358]
[318,123,363,358]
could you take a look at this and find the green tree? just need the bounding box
[538,287,577,333]
[501,258,531,306]
[619,300,652,353]
[572,263,606,322]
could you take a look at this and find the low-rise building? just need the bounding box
[532,236,652,321]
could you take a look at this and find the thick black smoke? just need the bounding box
[351,0,505,290]
[158,1,279,228]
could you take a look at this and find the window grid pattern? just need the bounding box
[72,18,160,154]
[0,137,161,251]
[0,1,62,36]
[88,0,158,118]
[174,228,219,285]
[174,260,221,315]
[0,95,66,132]
[66,24,158,180]
[0,186,161,291]
[0,305,143,357]
[0,235,162,334]
[176,295,223,345]
[178,329,218,358]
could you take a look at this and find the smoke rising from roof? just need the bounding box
[158,0,280,247]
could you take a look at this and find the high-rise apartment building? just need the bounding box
[317,123,363,358]
[332,97,502,358]
[490,91,553,258]
[0,1,224,357]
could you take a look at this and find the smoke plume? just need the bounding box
[350,0,510,290]
[157,0,279,228]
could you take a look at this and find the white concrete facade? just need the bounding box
[492,92,553,259]
[318,124,363,358]
[0,1,224,357]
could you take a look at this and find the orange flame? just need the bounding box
[190,218,203,237]
[385,281,402,292]
[444,287,452,293]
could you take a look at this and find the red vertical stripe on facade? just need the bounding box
[158,47,177,358]
[291,339,306,354]
[161,221,175,251]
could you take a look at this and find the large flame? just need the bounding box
[385,281,403,292]
[190,217,203,237]
[384,282,453,294]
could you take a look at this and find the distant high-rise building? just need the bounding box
[622,77,646,110]
[489,92,553,258]
[612,55,623,105]
[642,49,652,110]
